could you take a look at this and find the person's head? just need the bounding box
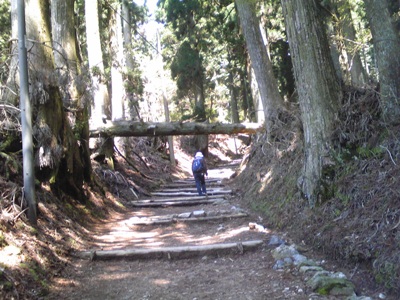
[195,151,203,158]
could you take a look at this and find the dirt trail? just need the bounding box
[46,163,366,300]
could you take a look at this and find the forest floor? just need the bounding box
[0,135,396,299]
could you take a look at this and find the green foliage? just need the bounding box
[0,151,21,180]
[20,261,49,295]
[170,41,202,91]
[159,0,255,122]
[0,1,10,53]
[374,261,397,290]
[331,147,352,165]
[124,68,144,96]
[336,192,350,206]
[356,146,384,159]
[0,0,10,82]
[0,231,7,248]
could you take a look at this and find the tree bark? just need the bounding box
[121,0,140,121]
[11,0,86,199]
[364,0,400,124]
[235,0,285,136]
[89,121,263,138]
[228,56,240,123]
[109,1,128,155]
[338,0,367,87]
[85,0,113,157]
[282,0,341,206]
[4,0,19,106]
[51,0,91,182]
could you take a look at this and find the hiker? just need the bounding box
[192,151,208,196]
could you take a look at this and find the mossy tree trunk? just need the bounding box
[51,0,91,183]
[282,0,341,207]
[15,0,87,199]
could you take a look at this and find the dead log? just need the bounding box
[89,121,263,138]
[76,240,264,260]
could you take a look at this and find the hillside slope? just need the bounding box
[231,87,400,296]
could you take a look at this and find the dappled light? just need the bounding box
[0,0,398,298]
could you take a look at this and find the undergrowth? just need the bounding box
[233,87,400,295]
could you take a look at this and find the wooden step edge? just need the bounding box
[130,199,224,207]
[126,212,248,225]
[135,194,223,203]
[155,188,232,193]
[74,240,264,261]
[151,190,232,197]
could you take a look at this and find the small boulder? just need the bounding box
[307,271,355,297]
[271,244,299,260]
[268,235,285,246]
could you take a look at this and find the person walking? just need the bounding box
[192,151,208,196]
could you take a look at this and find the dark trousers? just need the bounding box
[193,172,206,195]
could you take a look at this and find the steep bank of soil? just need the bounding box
[230,88,400,297]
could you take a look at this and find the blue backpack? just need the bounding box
[192,158,204,173]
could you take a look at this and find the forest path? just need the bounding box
[47,162,362,300]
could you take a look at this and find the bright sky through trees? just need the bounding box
[133,0,161,39]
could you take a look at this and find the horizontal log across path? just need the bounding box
[89,121,263,137]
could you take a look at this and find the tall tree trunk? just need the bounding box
[4,0,20,106]
[240,67,254,122]
[282,0,342,207]
[51,0,91,182]
[110,2,125,123]
[338,0,367,87]
[194,72,209,157]
[364,0,400,124]
[12,0,86,199]
[122,0,139,121]
[228,56,240,123]
[85,0,113,159]
[247,59,264,123]
[235,0,285,137]
[326,21,344,83]
[156,30,175,166]
[110,1,127,155]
